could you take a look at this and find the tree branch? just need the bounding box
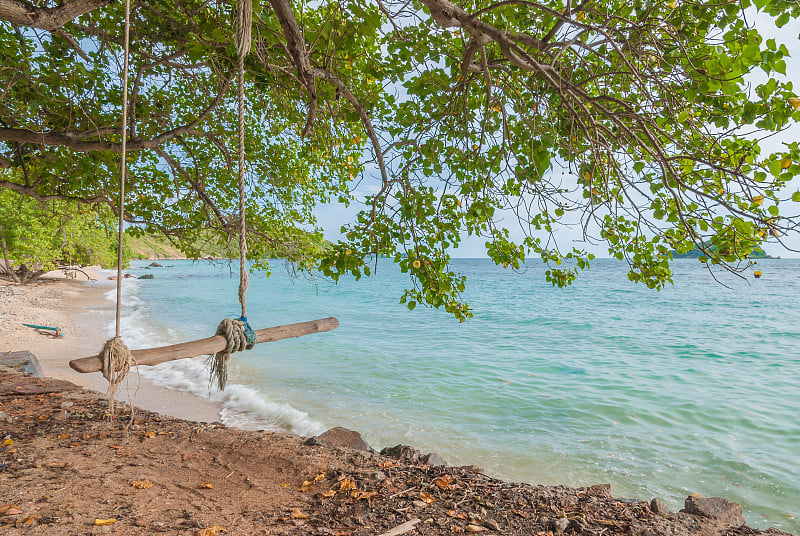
[0,0,110,31]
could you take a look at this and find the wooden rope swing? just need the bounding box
[69,0,338,386]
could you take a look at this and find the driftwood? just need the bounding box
[69,317,339,373]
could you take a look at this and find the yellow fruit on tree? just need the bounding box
[780,157,792,169]
[412,260,421,269]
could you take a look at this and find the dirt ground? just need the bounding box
[0,367,794,536]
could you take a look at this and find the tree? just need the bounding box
[0,0,798,318]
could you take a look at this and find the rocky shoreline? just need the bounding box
[0,361,794,536]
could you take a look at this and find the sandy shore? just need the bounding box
[0,269,221,423]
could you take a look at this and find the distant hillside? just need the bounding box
[673,245,773,259]
[126,234,229,260]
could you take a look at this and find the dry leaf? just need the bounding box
[513,510,530,518]
[2,439,12,445]
[94,518,116,526]
[377,461,393,469]
[465,525,486,532]
[4,507,22,516]
[144,431,156,438]
[434,475,452,490]
[198,481,214,489]
[57,433,71,440]
[313,472,326,482]
[0,504,19,514]
[131,480,154,489]
[419,491,435,504]
[21,515,36,526]
[447,510,468,519]
[339,479,356,492]
[195,526,226,536]
[300,472,326,492]
[290,508,309,519]
[353,490,378,500]
[450,525,465,533]
[320,489,336,498]
[109,444,123,450]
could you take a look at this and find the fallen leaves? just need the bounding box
[290,508,309,519]
[300,472,326,492]
[447,510,468,520]
[320,489,336,498]
[338,478,356,492]
[433,474,452,490]
[419,491,435,504]
[94,518,116,526]
[21,515,36,525]
[465,524,486,532]
[198,482,214,489]
[376,460,393,469]
[0,504,22,516]
[131,479,154,489]
[144,431,156,438]
[195,526,226,536]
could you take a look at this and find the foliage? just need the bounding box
[0,0,799,316]
[0,185,123,275]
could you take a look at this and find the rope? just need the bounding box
[236,0,252,320]
[206,0,255,392]
[101,0,133,414]
[209,318,255,390]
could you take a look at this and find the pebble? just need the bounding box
[52,410,69,421]
[552,517,569,533]
[0,410,9,421]
[412,500,427,508]
[60,401,74,409]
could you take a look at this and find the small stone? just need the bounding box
[139,274,154,279]
[650,498,670,516]
[60,401,74,409]
[309,427,372,452]
[552,517,569,533]
[52,410,68,421]
[586,484,612,498]
[148,262,163,267]
[483,518,501,531]
[682,496,745,528]
[380,444,420,463]
[420,452,447,466]
[0,411,9,421]
[412,500,427,508]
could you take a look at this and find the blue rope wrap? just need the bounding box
[239,316,256,349]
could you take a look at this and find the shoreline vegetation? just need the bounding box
[0,275,796,535]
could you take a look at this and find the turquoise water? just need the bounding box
[116,258,799,532]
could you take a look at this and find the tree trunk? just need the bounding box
[0,228,21,283]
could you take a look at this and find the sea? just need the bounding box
[107,257,799,532]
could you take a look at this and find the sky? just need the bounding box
[314,7,800,259]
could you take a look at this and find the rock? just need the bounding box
[139,274,154,279]
[420,452,447,466]
[650,498,670,516]
[0,410,9,421]
[306,427,372,452]
[585,484,612,498]
[458,465,484,474]
[483,518,500,531]
[52,410,69,421]
[551,517,569,533]
[60,401,74,410]
[412,500,427,508]
[682,496,745,528]
[0,351,44,376]
[380,444,421,463]
[148,262,163,267]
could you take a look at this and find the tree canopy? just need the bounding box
[1,0,799,318]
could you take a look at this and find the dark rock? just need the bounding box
[551,517,569,533]
[458,465,484,474]
[650,498,670,516]
[139,274,154,279]
[0,350,43,376]
[380,444,421,463]
[148,262,163,267]
[307,427,372,452]
[681,496,745,528]
[420,452,447,466]
[585,484,612,498]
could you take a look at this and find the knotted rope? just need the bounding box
[208,318,255,390]
[101,336,134,414]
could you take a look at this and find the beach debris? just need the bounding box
[195,526,226,536]
[434,475,453,490]
[131,479,154,489]
[1,505,22,516]
[300,471,326,492]
[552,517,569,533]
[466,524,487,532]
[290,508,309,519]
[419,491,435,504]
[198,481,214,489]
[376,518,421,536]
[94,518,116,526]
[338,478,357,492]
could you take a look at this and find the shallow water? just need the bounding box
[116,258,800,532]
